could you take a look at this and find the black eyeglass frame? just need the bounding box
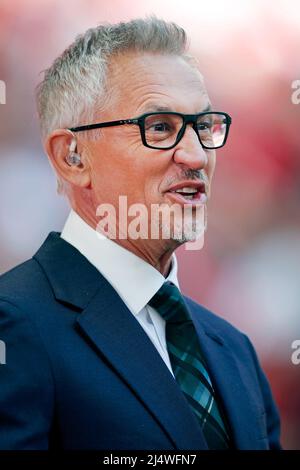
[68,111,232,150]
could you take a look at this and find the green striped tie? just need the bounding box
[149,282,231,449]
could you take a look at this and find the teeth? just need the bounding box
[174,187,198,194]
[183,194,194,200]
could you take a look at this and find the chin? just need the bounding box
[171,221,205,243]
[160,216,206,244]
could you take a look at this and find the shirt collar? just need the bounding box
[60,210,180,315]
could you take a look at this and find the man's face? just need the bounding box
[85,53,216,245]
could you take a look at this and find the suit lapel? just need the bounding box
[184,296,266,449]
[76,284,208,450]
[34,233,207,450]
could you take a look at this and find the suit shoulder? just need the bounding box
[0,257,51,306]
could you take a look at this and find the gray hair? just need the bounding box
[36,16,189,141]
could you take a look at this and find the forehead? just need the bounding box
[107,53,209,115]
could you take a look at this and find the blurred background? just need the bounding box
[0,0,299,449]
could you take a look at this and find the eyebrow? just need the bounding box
[140,103,212,114]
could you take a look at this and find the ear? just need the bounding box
[44,129,91,188]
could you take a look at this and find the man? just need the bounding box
[0,17,281,450]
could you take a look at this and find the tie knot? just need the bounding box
[148,282,191,323]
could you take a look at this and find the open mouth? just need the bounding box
[164,181,207,205]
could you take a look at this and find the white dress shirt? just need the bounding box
[61,210,180,377]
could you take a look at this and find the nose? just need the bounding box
[173,125,208,170]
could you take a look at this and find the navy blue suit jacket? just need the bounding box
[0,233,281,450]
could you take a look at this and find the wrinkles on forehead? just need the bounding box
[138,102,212,114]
[104,52,209,118]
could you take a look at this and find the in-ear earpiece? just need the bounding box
[66,138,81,166]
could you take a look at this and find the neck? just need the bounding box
[72,204,177,277]
[115,237,175,277]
